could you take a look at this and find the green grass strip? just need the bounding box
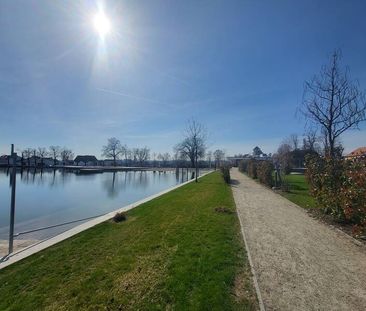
[281,174,317,209]
[0,172,257,311]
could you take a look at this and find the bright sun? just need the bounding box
[93,12,111,38]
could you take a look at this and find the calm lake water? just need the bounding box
[0,168,201,245]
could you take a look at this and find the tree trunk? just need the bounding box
[195,157,198,182]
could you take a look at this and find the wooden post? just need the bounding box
[8,144,17,254]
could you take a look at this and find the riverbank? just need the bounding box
[0,164,201,172]
[0,171,257,310]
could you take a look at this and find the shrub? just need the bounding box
[113,212,127,223]
[220,166,231,184]
[257,161,274,187]
[305,154,345,220]
[247,160,258,179]
[339,160,366,236]
[305,154,366,236]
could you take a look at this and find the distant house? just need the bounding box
[74,155,98,166]
[0,154,22,166]
[43,157,55,166]
[227,152,273,167]
[227,156,245,167]
[345,147,366,160]
[227,154,252,167]
[0,155,10,166]
[28,156,42,166]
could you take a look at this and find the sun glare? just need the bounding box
[93,12,111,38]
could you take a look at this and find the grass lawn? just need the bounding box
[281,174,317,209]
[0,172,257,310]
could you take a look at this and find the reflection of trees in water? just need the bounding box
[103,172,118,198]
[0,168,201,200]
[19,168,39,185]
[102,171,152,198]
[175,167,193,183]
[59,169,72,186]
[135,171,148,189]
[13,168,73,188]
[173,168,197,183]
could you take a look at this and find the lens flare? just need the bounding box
[93,12,111,38]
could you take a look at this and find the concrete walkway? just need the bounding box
[231,168,366,311]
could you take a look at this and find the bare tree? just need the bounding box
[176,119,207,182]
[173,149,188,168]
[20,150,25,166]
[136,147,150,167]
[32,149,37,167]
[60,148,74,165]
[120,144,129,166]
[132,148,139,165]
[158,152,170,167]
[37,147,47,167]
[23,148,33,167]
[206,151,213,168]
[274,143,292,174]
[213,149,225,168]
[289,134,299,150]
[301,50,366,158]
[102,137,123,166]
[49,146,61,166]
[302,129,319,152]
[152,152,157,167]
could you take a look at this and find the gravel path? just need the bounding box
[231,168,366,311]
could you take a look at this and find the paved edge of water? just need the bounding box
[0,171,213,270]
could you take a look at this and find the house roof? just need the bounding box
[74,155,98,162]
[346,147,366,158]
[0,154,21,160]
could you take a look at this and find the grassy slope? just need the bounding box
[0,172,257,311]
[281,174,317,209]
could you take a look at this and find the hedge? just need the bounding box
[220,166,231,184]
[247,160,258,179]
[257,161,274,187]
[305,154,366,236]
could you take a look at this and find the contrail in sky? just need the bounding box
[96,87,166,105]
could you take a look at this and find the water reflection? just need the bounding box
[0,168,204,257]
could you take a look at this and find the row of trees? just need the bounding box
[102,125,226,174]
[16,146,74,167]
[101,138,151,167]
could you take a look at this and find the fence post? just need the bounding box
[8,144,17,254]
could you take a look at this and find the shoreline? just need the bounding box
[0,170,213,269]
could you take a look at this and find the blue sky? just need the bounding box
[1,0,366,157]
